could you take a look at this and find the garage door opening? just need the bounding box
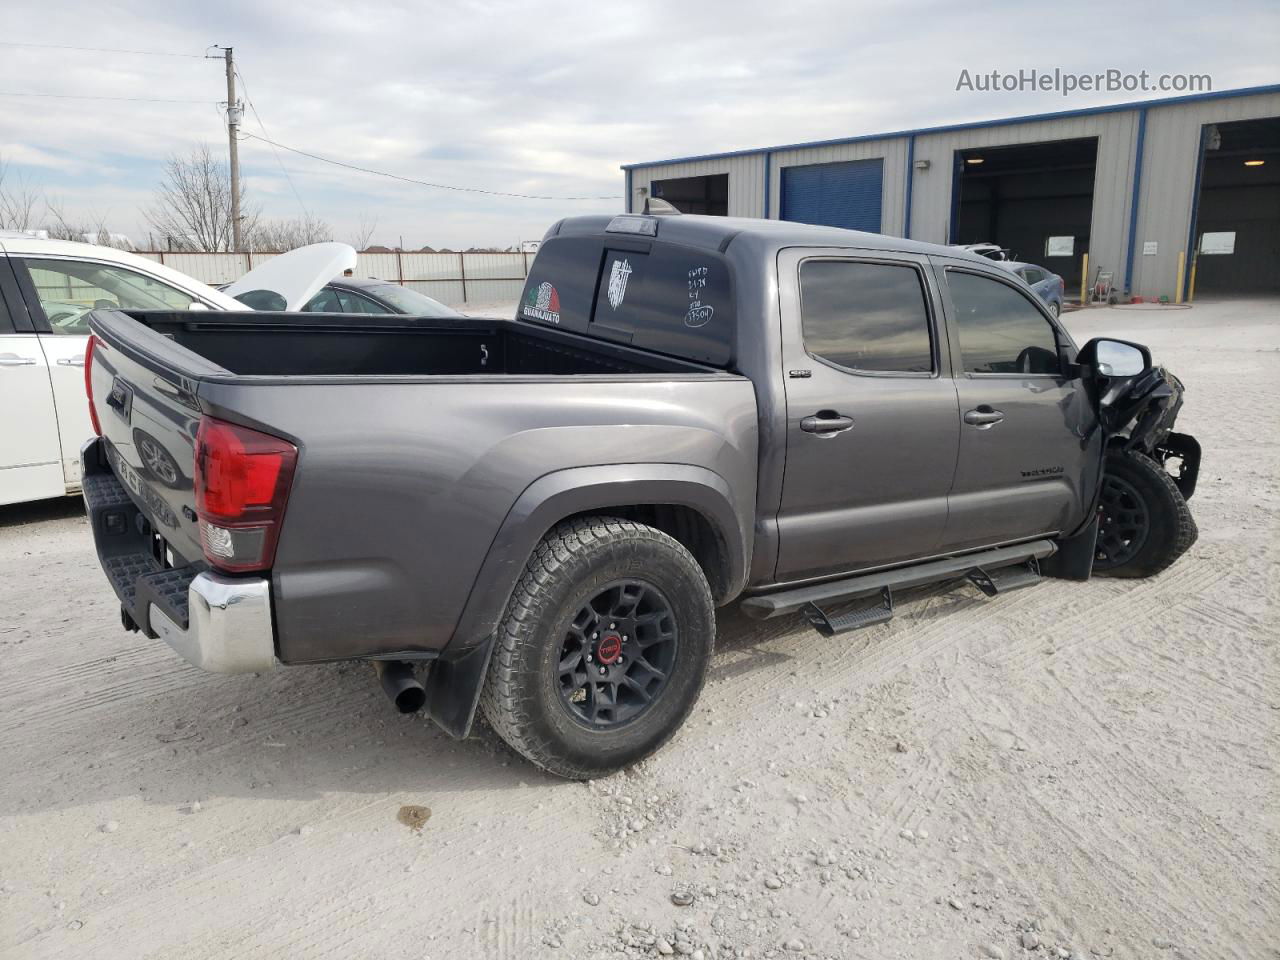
[650,174,729,216]
[953,137,1098,291]
[1190,116,1280,297]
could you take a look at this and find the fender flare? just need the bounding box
[425,463,749,739]
[453,462,748,652]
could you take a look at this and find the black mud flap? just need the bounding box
[1041,515,1099,581]
[425,636,496,739]
[1153,432,1200,501]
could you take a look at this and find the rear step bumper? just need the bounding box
[82,437,276,674]
[741,539,1058,620]
[149,573,276,674]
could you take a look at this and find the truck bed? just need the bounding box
[85,307,758,668]
[110,310,717,378]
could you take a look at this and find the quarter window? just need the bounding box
[947,271,1060,375]
[799,260,934,374]
[22,258,197,335]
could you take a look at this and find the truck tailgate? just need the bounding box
[86,324,209,573]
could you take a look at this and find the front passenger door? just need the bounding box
[937,264,1099,551]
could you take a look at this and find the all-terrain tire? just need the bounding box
[479,516,715,780]
[1094,450,1198,578]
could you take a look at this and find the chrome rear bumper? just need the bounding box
[148,572,277,674]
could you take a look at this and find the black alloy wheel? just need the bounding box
[1094,473,1150,569]
[557,579,678,728]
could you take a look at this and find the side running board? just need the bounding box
[741,540,1056,635]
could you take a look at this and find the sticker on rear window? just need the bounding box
[522,282,561,324]
[607,258,633,310]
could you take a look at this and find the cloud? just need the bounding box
[0,0,1275,249]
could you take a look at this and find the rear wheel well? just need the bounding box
[555,505,731,602]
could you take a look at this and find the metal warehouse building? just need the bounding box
[622,84,1280,301]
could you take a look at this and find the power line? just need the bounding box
[0,40,204,58]
[0,91,212,103]
[234,67,310,219]
[238,131,622,201]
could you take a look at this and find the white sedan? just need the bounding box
[0,236,353,507]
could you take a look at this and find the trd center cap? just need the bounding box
[596,633,623,665]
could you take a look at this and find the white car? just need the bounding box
[0,236,354,507]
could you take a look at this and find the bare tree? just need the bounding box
[251,213,333,252]
[348,210,378,251]
[145,143,257,251]
[42,198,91,241]
[0,155,42,231]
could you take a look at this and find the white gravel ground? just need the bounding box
[0,298,1276,959]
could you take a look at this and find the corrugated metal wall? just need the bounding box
[625,154,768,218]
[134,250,531,306]
[625,89,1278,300]
[1131,91,1280,298]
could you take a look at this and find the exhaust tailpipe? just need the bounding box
[373,660,427,714]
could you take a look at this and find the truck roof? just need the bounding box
[552,213,996,263]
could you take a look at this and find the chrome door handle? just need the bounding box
[963,407,1005,427]
[0,355,37,366]
[57,357,86,367]
[800,412,855,435]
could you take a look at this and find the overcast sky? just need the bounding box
[1,0,1276,249]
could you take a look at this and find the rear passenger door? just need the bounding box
[773,249,960,581]
[935,262,1099,551]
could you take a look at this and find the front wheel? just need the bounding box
[479,516,715,779]
[1094,450,1198,578]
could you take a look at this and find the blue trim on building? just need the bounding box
[619,84,1280,170]
[1122,108,1148,294]
[1183,124,1210,300]
[904,135,915,239]
[948,151,964,244]
[763,152,772,219]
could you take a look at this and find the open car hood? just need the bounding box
[223,242,358,311]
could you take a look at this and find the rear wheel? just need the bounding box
[1094,450,1197,578]
[480,516,715,779]
[1049,300,1061,319]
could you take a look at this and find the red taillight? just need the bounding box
[85,335,102,436]
[193,416,297,572]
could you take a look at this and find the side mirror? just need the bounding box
[1077,337,1151,380]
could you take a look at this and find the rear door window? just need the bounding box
[21,257,198,334]
[798,259,934,374]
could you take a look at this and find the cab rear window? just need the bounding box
[518,235,734,367]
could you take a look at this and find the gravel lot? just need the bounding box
[1,298,1276,959]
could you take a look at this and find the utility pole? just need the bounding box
[223,47,242,252]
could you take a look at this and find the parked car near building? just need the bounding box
[80,212,1200,779]
[0,236,353,507]
[1003,261,1067,317]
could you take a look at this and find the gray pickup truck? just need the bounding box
[81,213,1200,779]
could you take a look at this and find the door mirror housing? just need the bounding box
[1077,337,1151,380]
